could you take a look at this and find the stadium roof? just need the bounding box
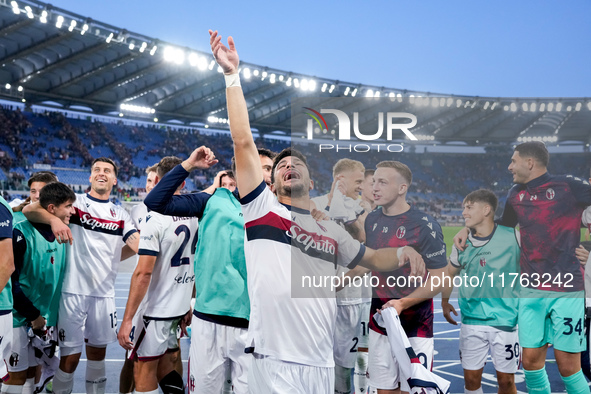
[0,0,590,145]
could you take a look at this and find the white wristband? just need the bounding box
[224,73,241,88]
[397,247,404,261]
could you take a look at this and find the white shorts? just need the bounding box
[58,293,117,348]
[0,312,13,380]
[7,326,38,372]
[459,324,520,374]
[188,317,250,394]
[368,330,433,391]
[334,303,365,368]
[130,317,180,361]
[248,353,334,394]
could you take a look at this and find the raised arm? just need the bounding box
[210,30,263,198]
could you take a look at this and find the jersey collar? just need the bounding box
[524,172,551,189]
[86,193,111,203]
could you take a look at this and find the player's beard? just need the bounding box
[281,183,307,198]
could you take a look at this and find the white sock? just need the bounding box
[134,389,159,394]
[334,364,352,394]
[1,384,23,394]
[464,388,484,394]
[354,351,369,393]
[52,369,74,394]
[86,360,107,394]
[21,378,34,394]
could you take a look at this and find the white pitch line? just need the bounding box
[433,328,460,335]
[432,364,498,388]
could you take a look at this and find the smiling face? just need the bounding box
[508,151,532,184]
[51,199,76,225]
[462,200,490,229]
[338,169,365,199]
[272,155,312,198]
[89,161,117,196]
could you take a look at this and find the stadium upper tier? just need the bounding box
[0,106,588,213]
[0,0,590,143]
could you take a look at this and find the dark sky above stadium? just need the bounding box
[48,0,590,98]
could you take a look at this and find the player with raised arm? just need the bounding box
[454,142,591,393]
[442,189,520,394]
[2,183,75,394]
[210,29,425,392]
[22,158,139,394]
[118,156,197,394]
[360,161,447,394]
[144,148,275,394]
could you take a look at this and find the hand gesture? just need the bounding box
[182,146,218,172]
[209,30,239,75]
[441,300,458,325]
[398,246,425,277]
[31,315,46,330]
[311,208,329,222]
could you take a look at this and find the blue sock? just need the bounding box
[561,370,590,394]
[523,367,551,394]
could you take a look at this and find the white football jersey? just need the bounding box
[130,203,149,231]
[63,194,137,297]
[138,211,198,318]
[241,182,365,368]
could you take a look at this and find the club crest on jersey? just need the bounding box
[480,258,486,267]
[546,188,555,200]
[396,226,406,239]
[519,192,525,201]
[110,208,116,217]
[58,329,65,342]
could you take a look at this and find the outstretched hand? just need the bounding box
[209,30,239,75]
[182,146,218,172]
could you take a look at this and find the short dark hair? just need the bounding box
[157,156,183,178]
[28,171,58,187]
[376,161,412,185]
[219,171,236,187]
[39,182,76,210]
[91,157,119,177]
[271,148,309,184]
[463,189,498,212]
[364,169,375,178]
[231,148,277,173]
[515,142,549,168]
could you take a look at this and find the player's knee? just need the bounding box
[59,349,82,373]
[496,373,515,393]
[159,370,184,394]
[85,344,107,360]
